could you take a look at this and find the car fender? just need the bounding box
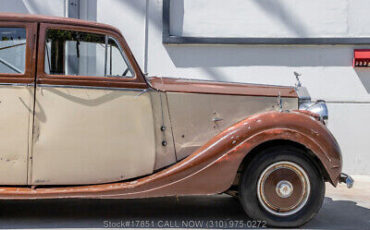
[205,110,342,186]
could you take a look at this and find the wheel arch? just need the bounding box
[235,139,331,187]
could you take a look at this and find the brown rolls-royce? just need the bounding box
[0,13,353,227]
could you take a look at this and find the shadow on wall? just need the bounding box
[0,0,39,14]
[78,0,97,21]
[252,0,309,37]
[0,0,61,15]
[164,45,370,93]
[355,69,370,94]
[163,0,347,68]
[119,0,162,31]
[169,0,184,36]
[0,1,29,13]
[163,1,370,93]
[2,0,370,94]
[165,46,353,68]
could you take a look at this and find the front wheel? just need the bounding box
[239,146,325,227]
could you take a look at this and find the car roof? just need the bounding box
[0,13,120,34]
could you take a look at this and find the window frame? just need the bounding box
[0,22,37,84]
[105,36,135,78]
[37,23,147,89]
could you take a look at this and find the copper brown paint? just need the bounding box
[150,77,298,97]
[0,111,341,199]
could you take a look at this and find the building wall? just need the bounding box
[0,0,65,16]
[1,0,369,175]
[149,0,370,176]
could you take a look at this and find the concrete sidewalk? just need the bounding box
[305,175,370,229]
[0,176,368,229]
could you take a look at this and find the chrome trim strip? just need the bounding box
[109,36,135,78]
[37,84,145,92]
[0,83,33,87]
[104,35,108,77]
[326,100,370,104]
[0,82,147,91]
[153,76,295,88]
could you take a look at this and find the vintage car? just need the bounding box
[0,13,353,227]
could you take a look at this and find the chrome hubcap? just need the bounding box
[257,161,310,216]
[276,180,294,198]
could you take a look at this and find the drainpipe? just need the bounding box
[64,0,69,17]
[143,0,149,75]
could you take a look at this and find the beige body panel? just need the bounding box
[31,86,155,185]
[0,85,33,185]
[149,91,177,170]
[166,93,298,160]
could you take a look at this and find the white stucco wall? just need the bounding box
[147,0,370,175]
[173,0,370,38]
[0,0,369,175]
[0,0,65,16]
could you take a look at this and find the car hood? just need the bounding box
[149,77,298,98]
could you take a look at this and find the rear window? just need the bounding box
[0,27,26,74]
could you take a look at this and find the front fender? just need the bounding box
[217,110,342,185]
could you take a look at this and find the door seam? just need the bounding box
[27,22,40,185]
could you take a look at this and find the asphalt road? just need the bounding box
[0,177,368,229]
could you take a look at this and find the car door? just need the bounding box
[0,22,36,185]
[31,23,155,185]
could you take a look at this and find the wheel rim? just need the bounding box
[257,161,311,216]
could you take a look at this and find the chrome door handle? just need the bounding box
[212,117,223,122]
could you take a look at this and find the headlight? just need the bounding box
[299,100,328,124]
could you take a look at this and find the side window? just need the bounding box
[44,29,133,77]
[0,27,26,74]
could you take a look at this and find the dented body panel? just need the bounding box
[31,86,156,185]
[0,85,33,185]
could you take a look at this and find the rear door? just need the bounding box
[31,23,155,185]
[0,22,37,185]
